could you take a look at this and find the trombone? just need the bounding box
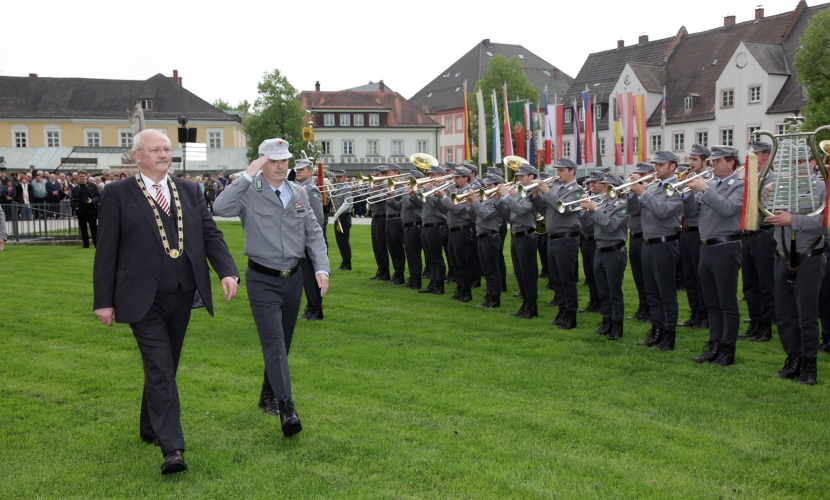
[387,173,453,192]
[555,193,606,213]
[607,172,657,199]
[663,166,745,196]
[417,181,454,201]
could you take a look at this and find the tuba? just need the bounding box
[504,155,528,182]
[410,153,439,174]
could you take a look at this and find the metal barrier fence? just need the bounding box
[1,203,80,241]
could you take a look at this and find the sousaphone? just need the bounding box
[410,153,439,174]
[504,155,528,182]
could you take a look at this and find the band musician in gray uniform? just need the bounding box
[464,163,484,288]
[413,165,449,295]
[487,166,509,292]
[468,174,505,308]
[577,170,606,314]
[435,166,476,303]
[384,164,407,285]
[295,159,326,321]
[580,174,629,340]
[386,170,424,290]
[629,151,682,350]
[212,138,330,437]
[533,157,584,329]
[332,169,353,271]
[626,162,655,322]
[683,146,744,365]
[369,166,390,281]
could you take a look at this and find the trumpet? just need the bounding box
[607,173,657,199]
[516,177,559,197]
[663,170,714,196]
[411,173,453,188]
[451,190,477,205]
[366,186,417,205]
[555,193,606,213]
[358,171,409,186]
[417,181,455,201]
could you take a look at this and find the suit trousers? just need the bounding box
[548,236,579,311]
[77,210,98,247]
[334,213,352,264]
[301,254,322,309]
[385,218,406,274]
[511,232,538,302]
[132,286,196,456]
[477,232,502,299]
[422,224,447,282]
[247,267,303,402]
[679,229,704,312]
[449,227,473,288]
[742,229,776,321]
[698,241,742,345]
[580,237,598,303]
[594,246,627,321]
[371,217,389,273]
[629,234,647,307]
[404,224,423,279]
[642,239,679,329]
[775,254,826,359]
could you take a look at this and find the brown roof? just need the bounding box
[298,90,442,128]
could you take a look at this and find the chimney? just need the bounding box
[553,68,560,79]
[315,81,320,91]
[755,7,764,21]
[617,39,625,49]
[170,69,182,86]
[29,73,38,78]
[483,38,491,47]
[379,80,385,92]
[639,34,649,44]
[724,15,736,27]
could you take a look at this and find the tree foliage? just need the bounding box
[212,98,252,121]
[794,8,830,132]
[467,55,540,166]
[243,69,305,162]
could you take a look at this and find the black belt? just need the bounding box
[630,232,643,239]
[422,222,446,229]
[548,231,580,240]
[248,258,301,278]
[582,234,595,241]
[450,224,474,232]
[404,221,421,228]
[683,226,699,232]
[743,227,773,237]
[643,234,679,245]
[777,247,825,261]
[372,215,384,219]
[701,234,742,246]
[386,214,401,219]
[597,241,626,252]
[512,228,535,237]
[478,230,497,239]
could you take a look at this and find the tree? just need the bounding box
[243,69,305,161]
[794,8,830,133]
[212,98,252,121]
[467,55,540,166]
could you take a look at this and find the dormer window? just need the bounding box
[684,96,693,110]
[140,98,154,110]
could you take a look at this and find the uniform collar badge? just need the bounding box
[728,179,735,186]
[255,179,263,190]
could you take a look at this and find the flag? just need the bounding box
[535,101,544,169]
[594,95,603,168]
[463,80,472,162]
[582,89,594,164]
[626,92,635,165]
[476,87,487,167]
[525,102,535,166]
[502,83,513,157]
[573,101,582,165]
[492,89,502,165]
[660,86,667,130]
[508,100,526,158]
[636,93,647,162]
[614,94,624,166]
[555,102,563,162]
[543,87,553,166]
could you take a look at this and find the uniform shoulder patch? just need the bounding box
[619,209,627,216]
[312,192,321,199]
[574,193,582,201]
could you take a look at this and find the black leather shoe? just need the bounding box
[657,328,676,351]
[557,310,576,329]
[693,341,719,363]
[637,327,662,347]
[523,301,539,319]
[411,278,422,291]
[140,432,159,446]
[819,342,830,354]
[431,282,445,295]
[678,312,698,328]
[299,308,312,320]
[751,321,772,342]
[337,263,352,271]
[377,271,391,281]
[418,281,436,294]
[161,450,187,475]
[471,279,482,288]
[513,293,523,298]
[798,357,817,385]
[511,301,528,317]
[258,383,280,416]
[777,355,802,379]
[738,320,758,339]
[278,398,302,437]
[607,320,623,340]
[389,273,405,285]
[593,318,611,335]
[711,343,735,366]
[693,312,709,329]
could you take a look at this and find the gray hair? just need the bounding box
[133,130,172,151]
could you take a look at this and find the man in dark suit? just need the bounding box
[93,129,239,475]
[70,170,101,248]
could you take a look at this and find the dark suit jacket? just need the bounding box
[70,182,102,212]
[93,176,238,324]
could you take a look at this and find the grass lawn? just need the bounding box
[1,222,829,498]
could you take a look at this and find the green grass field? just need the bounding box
[1,223,829,499]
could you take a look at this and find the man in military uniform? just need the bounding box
[294,159,326,321]
[536,172,553,285]
[487,166,509,292]
[533,158,584,329]
[468,175,504,308]
[331,170,353,270]
[369,166,391,281]
[683,146,744,365]
[435,166,476,302]
[387,170,424,289]
[498,164,540,318]
[413,165,449,295]
[442,163,459,284]
[382,164,407,285]
[463,163,483,288]
[580,174,630,340]
[212,138,329,436]
[629,151,682,350]
[577,170,605,314]
[626,163,655,322]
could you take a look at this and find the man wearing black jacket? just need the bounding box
[70,170,101,248]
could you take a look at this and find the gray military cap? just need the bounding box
[750,141,771,152]
[410,170,425,179]
[487,166,504,176]
[453,167,472,177]
[444,162,459,171]
[652,150,679,164]
[374,166,387,174]
[516,164,539,177]
[485,175,504,185]
[689,144,711,158]
[554,157,577,169]
[585,170,607,182]
[709,146,741,165]
[538,172,553,180]
[427,165,446,175]
[386,163,401,172]
[635,162,655,173]
[333,169,347,176]
[294,159,313,169]
[601,173,624,186]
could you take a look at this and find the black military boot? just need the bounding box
[457,287,472,303]
[657,327,676,351]
[511,301,528,317]
[257,381,279,416]
[777,355,802,379]
[418,280,435,293]
[478,295,493,308]
[370,268,381,280]
[451,286,462,301]
[679,310,698,327]
[637,327,662,347]
[551,308,565,326]
[693,341,719,363]
[278,398,302,437]
[818,341,830,354]
[711,343,735,366]
[635,304,651,322]
[798,357,818,385]
[337,261,352,271]
[693,311,709,329]
[751,321,773,342]
[608,320,623,340]
[738,320,758,339]
[411,277,422,291]
[593,318,611,335]
[587,299,602,313]
[557,310,577,329]
[402,277,413,289]
[489,295,500,308]
[303,306,323,321]
[389,272,405,285]
[471,278,482,288]
[377,270,391,281]
[523,301,539,319]
[299,307,312,320]
[431,282,445,295]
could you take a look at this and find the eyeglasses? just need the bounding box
[138,147,172,154]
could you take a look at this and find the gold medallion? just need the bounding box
[135,173,184,259]
[169,249,180,258]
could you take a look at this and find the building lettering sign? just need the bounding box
[324,156,410,164]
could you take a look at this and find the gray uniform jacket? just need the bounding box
[771,191,827,254]
[437,185,474,228]
[680,169,714,227]
[501,193,536,233]
[212,174,329,274]
[590,198,630,247]
[0,214,6,241]
[578,204,595,238]
[299,179,325,233]
[332,184,352,212]
[412,192,446,224]
[385,191,403,217]
[470,198,503,234]
[636,177,682,239]
[370,185,387,216]
[626,193,642,234]
[532,181,583,234]
[681,173,743,240]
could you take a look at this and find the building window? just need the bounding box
[563,141,571,158]
[369,113,379,126]
[564,109,572,123]
[749,86,761,103]
[598,138,605,156]
[776,124,786,135]
[445,117,453,133]
[208,130,223,148]
[14,131,27,148]
[324,113,334,126]
[417,140,428,153]
[85,129,101,147]
[721,89,734,108]
[45,127,61,148]
[340,114,350,126]
[748,126,760,143]
[353,114,364,126]
[367,140,379,155]
[684,96,693,110]
[595,104,602,120]
[633,138,639,155]
[673,133,684,151]
[321,141,332,156]
[446,148,453,162]
[120,131,133,148]
[141,99,153,110]
[721,129,733,146]
[651,135,662,153]
[620,137,625,155]
[456,117,463,132]
[392,140,403,156]
[579,106,585,123]
[342,140,353,155]
[696,131,708,147]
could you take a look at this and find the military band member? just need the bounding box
[626,162,655,322]
[487,166,509,292]
[442,163,460,284]
[630,151,682,350]
[370,165,391,281]
[463,163,484,288]
[577,170,606,314]
[498,164,540,318]
[435,166,476,302]
[332,169,353,270]
[468,175,504,308]
[536,172,554,284]
[681,146,744,365]
[294,160,326,321]
[383,164,407,285]
[533,157,584,329]
[387,170,424,289]
[413,165,449,295]
[678,144,713,329]
[580,173,630,340]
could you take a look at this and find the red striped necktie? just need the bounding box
[153,183,170,216]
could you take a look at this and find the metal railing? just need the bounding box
[1,203,80,241]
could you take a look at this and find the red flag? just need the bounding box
[502,84,513,157]
[555,104,563,161]
[582,90,594,164]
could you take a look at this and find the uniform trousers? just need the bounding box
[385,218,406,274]
[132,285,196,456]
[371,217,389,274]
[775,254,826,358]
[300,253,321,309]
[498,221,508,287]
[642,239,680,328]
[422,224,447,282]
[404,223,423,279]
[818,242,830,343]
[334,213,352,264]
[698,241,741,345]
[449,226,474,289]
[580,236,598,304]
[548,236,579,311]
[511,232,538,302]
[477,231,502,299]
[445,230,457,279]
[679,228,704,312]
[594,246,627,321]
[742,229,776,322]
[537,234,549,275]
[246,267,303,403]
[469,224,482,282]
[629,233,647,307]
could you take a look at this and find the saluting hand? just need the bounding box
[246,155,270,178]
[221,276,239,300]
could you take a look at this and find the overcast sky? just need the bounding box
[2,0,803,108]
